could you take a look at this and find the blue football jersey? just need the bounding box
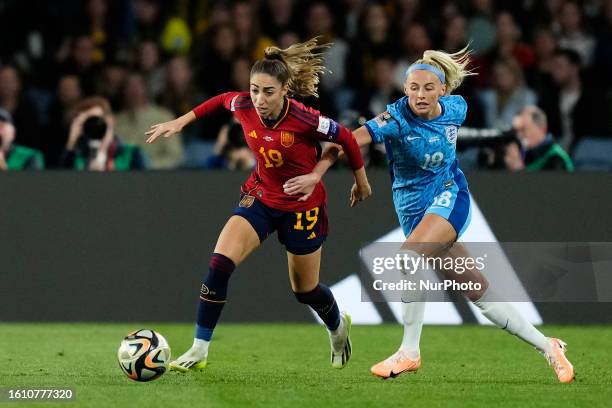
[364,95,469,215]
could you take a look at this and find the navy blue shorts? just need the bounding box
[232,195,328,255]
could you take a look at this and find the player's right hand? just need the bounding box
[283,173,321,201]
[350,182,372,207]
[145,119,183,144]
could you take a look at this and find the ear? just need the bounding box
[439,84,447,96]
[280,83,289,97]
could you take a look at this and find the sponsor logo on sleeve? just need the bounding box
[374,111,391,128]
[317,117,340,140]
[317,117,331,134]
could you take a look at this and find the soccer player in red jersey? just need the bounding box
[145,38,371,372]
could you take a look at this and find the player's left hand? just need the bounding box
[350,182,372,207]
[283,173,320,201]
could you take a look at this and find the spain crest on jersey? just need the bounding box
[281,131,294,147]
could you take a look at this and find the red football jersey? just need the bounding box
[195,92,362,212]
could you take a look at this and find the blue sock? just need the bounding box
[195,253,235,341]
[294,284,341,330]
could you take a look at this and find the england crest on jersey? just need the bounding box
[445,125,458,145]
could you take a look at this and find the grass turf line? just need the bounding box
[0,324,610,407]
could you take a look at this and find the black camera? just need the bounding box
[456,127,522,169]
[77,116,108,160]
[82,116,107,141]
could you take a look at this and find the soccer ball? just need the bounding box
[117,329,171,382]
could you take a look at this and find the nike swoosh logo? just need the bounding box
[501,318,509,330]
[407,136,421,141]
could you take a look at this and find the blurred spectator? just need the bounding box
[507,106,574,171]
[62,97,146,171]
[160,16,193,56]
[259,0,299,40]
[346,3,396,91]
[342,0,368,41]
[80,0,125,64]
[353,57,403,167]
[493,11,536,69]
[305,3,349,96]
[393,23,432,90]
[207,119,255,170]
[135,40,165,100]
[127,0,166,46]
[529,28,558,86]
[45,75,83,168]
[195,24,237,96]
[159,56,202,117]
[231,56,252,92]
[0,65,42,150]
[115,73,183,169]
[0,109,44,170]
[392,0,425,30]
[97,62,129,112]
[540,48,609,152]
[158,55,204,168]
[478,57,537,129]
[277,31,301,50]
[232,1,274,61]
[532,0,565,30]
[593,0,612,89]
[59,35,101,96]
[558,1,595,67]
[468,0,496,54]
[443,14,470,54]
[353,57,403,120]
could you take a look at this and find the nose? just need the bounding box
[254,94,265,107]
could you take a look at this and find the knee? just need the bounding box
[208,253,236,276]
[464,275,489,302]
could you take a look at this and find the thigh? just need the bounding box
[232,195,277,243]
[287,248,322,292]
[277,203,328,255]
[403,213,457,256]
[214,216,261,266]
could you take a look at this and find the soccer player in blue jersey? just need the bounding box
[284,47,575,383]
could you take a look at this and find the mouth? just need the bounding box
[415,102,429,109]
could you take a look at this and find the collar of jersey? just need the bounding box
[258,98,290,129]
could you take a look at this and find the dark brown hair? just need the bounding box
[250,37,331,98]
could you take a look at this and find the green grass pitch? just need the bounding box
[1,323,611,407]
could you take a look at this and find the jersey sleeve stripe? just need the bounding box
[289,111,318,127]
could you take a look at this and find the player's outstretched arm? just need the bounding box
[145,111,195,144]
[146,93,234,144]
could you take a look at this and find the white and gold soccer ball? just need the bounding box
[117,329,171,382]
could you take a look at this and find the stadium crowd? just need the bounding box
[0,0,611,171]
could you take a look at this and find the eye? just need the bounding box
[425,85,434,91]
[251,88,258,94]
[265,91,274,96]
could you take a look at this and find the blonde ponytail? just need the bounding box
[415,46,476,93]
[251,37,331,98]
